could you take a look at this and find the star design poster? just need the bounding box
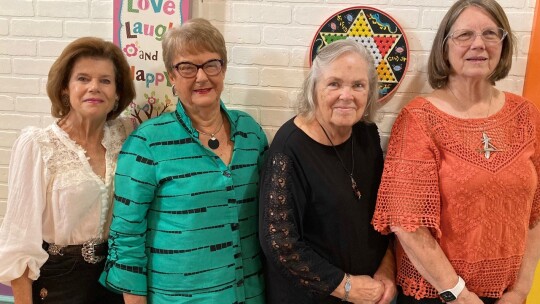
[310,7,409,103]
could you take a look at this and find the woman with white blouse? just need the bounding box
[0,37,136,304]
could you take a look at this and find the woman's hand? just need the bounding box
[495,289,528,304]
[331,274,384,304]
[373,247,397,304]
[123,293,147,304]
[451,288,484,304]
[348,275,385,304]
[373,276,396,304]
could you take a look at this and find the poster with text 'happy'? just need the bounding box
[114,0,190,123]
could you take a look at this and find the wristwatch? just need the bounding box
[342,273,351,302]
[439,276,465,302]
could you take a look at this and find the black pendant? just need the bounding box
[208,137,220,149]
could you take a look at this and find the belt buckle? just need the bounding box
[81,238,106,264]
[47,243,65,256]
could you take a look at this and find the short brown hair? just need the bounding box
[47,37,136,120]
[162,18,227,74]
[427,0,515,89]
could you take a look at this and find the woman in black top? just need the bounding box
[259,39,396,303]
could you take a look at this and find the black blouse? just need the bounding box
[259,117,389,303]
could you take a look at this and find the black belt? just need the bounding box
[42,240,108,264]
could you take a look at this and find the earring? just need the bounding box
[62,95,70,107]
[112,101,119,112]
[172,84,177,96]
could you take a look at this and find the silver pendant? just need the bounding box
[480,131,498,159]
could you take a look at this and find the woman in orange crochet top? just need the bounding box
[372,0,540,303]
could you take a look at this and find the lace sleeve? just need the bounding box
[372,108,442,239]
[259,152,343,298]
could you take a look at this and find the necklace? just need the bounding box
[317,120,362,200]
[447,86,499,159]
[196,117,223,150]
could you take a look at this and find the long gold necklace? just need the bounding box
[447,87,499,159]
[317,120,362,200]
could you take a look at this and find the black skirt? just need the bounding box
[32,254,123,304]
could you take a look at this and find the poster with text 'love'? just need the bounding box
[114,0,190,123]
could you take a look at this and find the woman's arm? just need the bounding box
[370,123,395,304]
[100,130,156,295]
[123,293,147,304]
[392,226,483,304]
[11,268,32,304]
[0,128,48,289]
[373,246,397,304]
[259,152,344,297]
[496,224,540,304]
[498,105,540,303]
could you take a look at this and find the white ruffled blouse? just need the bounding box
[0,117,133,284]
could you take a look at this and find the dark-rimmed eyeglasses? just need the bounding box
[172,59,224,78]
[444,27,508,47]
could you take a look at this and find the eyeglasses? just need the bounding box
[172,59,224,78]
[444,27,508,47]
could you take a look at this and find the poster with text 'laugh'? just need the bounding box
[114,0,190,123]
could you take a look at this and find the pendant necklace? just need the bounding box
[196,117,223,150]
[317,120,362,200]
[448,87,499,159]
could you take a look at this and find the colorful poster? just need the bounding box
[113,0,190,123]
[310,7,409,103]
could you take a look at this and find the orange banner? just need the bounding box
[523,0,540,106]
[524,1,540,303]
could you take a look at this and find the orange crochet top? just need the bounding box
[372,92,540,299]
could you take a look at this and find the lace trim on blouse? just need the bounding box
[41,119,127,237]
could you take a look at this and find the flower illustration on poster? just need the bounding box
[113,0,190,124]
[310,7,409,103]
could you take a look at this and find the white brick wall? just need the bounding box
[0,0,536,220]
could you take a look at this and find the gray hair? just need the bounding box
[296,39,378,123]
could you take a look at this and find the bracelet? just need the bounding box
[342,273,351,302]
